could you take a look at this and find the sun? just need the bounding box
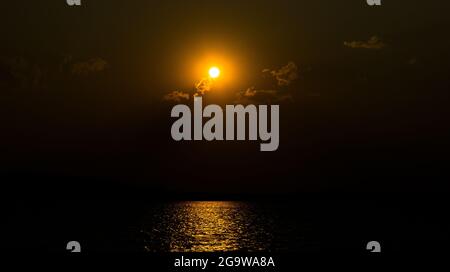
[209,66,220,78]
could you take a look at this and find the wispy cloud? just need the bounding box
[71,58,108,75]
[235,61,299,104]
[263,61,298,86]
[163,61,299,104]
[163,91,190,102]
[1,56,110,90]
[194,78,213,96]
[235,87,293,104]
[344,36,386,50]
[163,77,215,102]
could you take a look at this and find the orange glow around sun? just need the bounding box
[191,53,237,86]
[172,45,248,99]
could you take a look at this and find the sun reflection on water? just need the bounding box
[171,201,242,251]
[142,201,274,252]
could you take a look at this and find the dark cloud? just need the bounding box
[408,57,418,65]
[59,55,73,73]
[71,58,108,76]
[344,36,386,50]
[0,56,109,90]
[263,61,298,86]
[163,91,190,102]
[0,56,46,89]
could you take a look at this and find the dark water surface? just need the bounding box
[135,199,449,253]
[5,199,450,253]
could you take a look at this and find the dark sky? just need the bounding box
[1,1,450,197]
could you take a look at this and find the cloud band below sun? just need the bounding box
[163,61,299,104]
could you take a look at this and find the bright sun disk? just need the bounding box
[209,67,220,78]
